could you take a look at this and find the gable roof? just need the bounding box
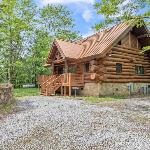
[55,39,84,59]
[47,21,150,64]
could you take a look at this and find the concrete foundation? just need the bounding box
[80,82,150,97]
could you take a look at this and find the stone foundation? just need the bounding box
[0,84,13,104]
[80,83,99,96]
[80,82,150,96]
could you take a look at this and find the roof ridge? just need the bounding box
[56,38,84,47]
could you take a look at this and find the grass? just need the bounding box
[14,88,40,98]
[84,95,125,103]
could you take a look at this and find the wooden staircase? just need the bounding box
[40,75,64,96]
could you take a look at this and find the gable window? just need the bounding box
[135,66,144,75]
[116,63,122,73]
[84,62,90,72]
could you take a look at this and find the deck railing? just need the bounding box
[63,73,84,86]
[38,73,84,87]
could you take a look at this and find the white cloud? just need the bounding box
[82,10,93,22]
[41,0,95,5]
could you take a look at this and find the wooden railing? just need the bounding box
[63,73,84,86]
[38,75,56,94]
[38,73,84,96]
[45,74,64,96]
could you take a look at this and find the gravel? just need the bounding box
[0,96,150,150]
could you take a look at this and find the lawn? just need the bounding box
[84,95,125,103]
[14,88,40,98]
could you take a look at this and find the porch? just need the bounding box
[38,73,84,96]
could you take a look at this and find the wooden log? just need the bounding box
[104,79,150,83]
[90,60,98,65]
[90,65,99,72]
[90,73,100,80]
[105,57,130,63]
[105,72,134,75]
[104,61,133,66]
[106,67,133,72]
[110,52,149,62]
[105,74,150,79]
[111,50,147,59]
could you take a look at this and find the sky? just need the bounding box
[35,0,103,37]
[34,0,149,37]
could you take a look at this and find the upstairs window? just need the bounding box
[84,62,90,72]
[135,66,144,75]
[116,63,122,73]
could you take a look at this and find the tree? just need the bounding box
[40,4,80,40]
[0,1,80,87]
[0,0,37,85]
[94,0,150,30]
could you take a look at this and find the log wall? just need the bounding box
[103,45,150,83]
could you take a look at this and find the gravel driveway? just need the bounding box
[0,96,150,150]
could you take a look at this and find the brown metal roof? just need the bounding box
[55,39,84,59]
[78,22,133,59]
[46,21,150,64]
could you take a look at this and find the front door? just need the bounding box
[54,66,64,75]
[58,66,64,74]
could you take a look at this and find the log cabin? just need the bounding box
[38,21,150,96]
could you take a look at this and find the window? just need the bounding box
[135,66,144,75]
[118,41,121,45]
[116,63,122,73]
[84,62,90,72]
[68,65,77,73]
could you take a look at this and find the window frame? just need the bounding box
[116,63,122,74]
[68,65,77,73]
[135,65,144,75]
[84,62,90,73]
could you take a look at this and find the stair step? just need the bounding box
[41,93,47,96]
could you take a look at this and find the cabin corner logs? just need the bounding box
[0,84,13,104]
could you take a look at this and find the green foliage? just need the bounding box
[94,0,150,30]
[0,1,80,87]
[142,46,150,52]
[84,96,125,103]
[40,4,80,40]
[14,88,40,97]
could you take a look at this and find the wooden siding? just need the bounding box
[103,45,150,83]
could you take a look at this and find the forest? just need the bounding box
[0,0,80,87]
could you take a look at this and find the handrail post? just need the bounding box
[69,73,72,96]
[82,74,84,84]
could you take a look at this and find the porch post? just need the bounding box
[69,73,71,97]
[65,60,68,73]
[61,86,63,96]
[64,86,67,96]
[51,62,54,75]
